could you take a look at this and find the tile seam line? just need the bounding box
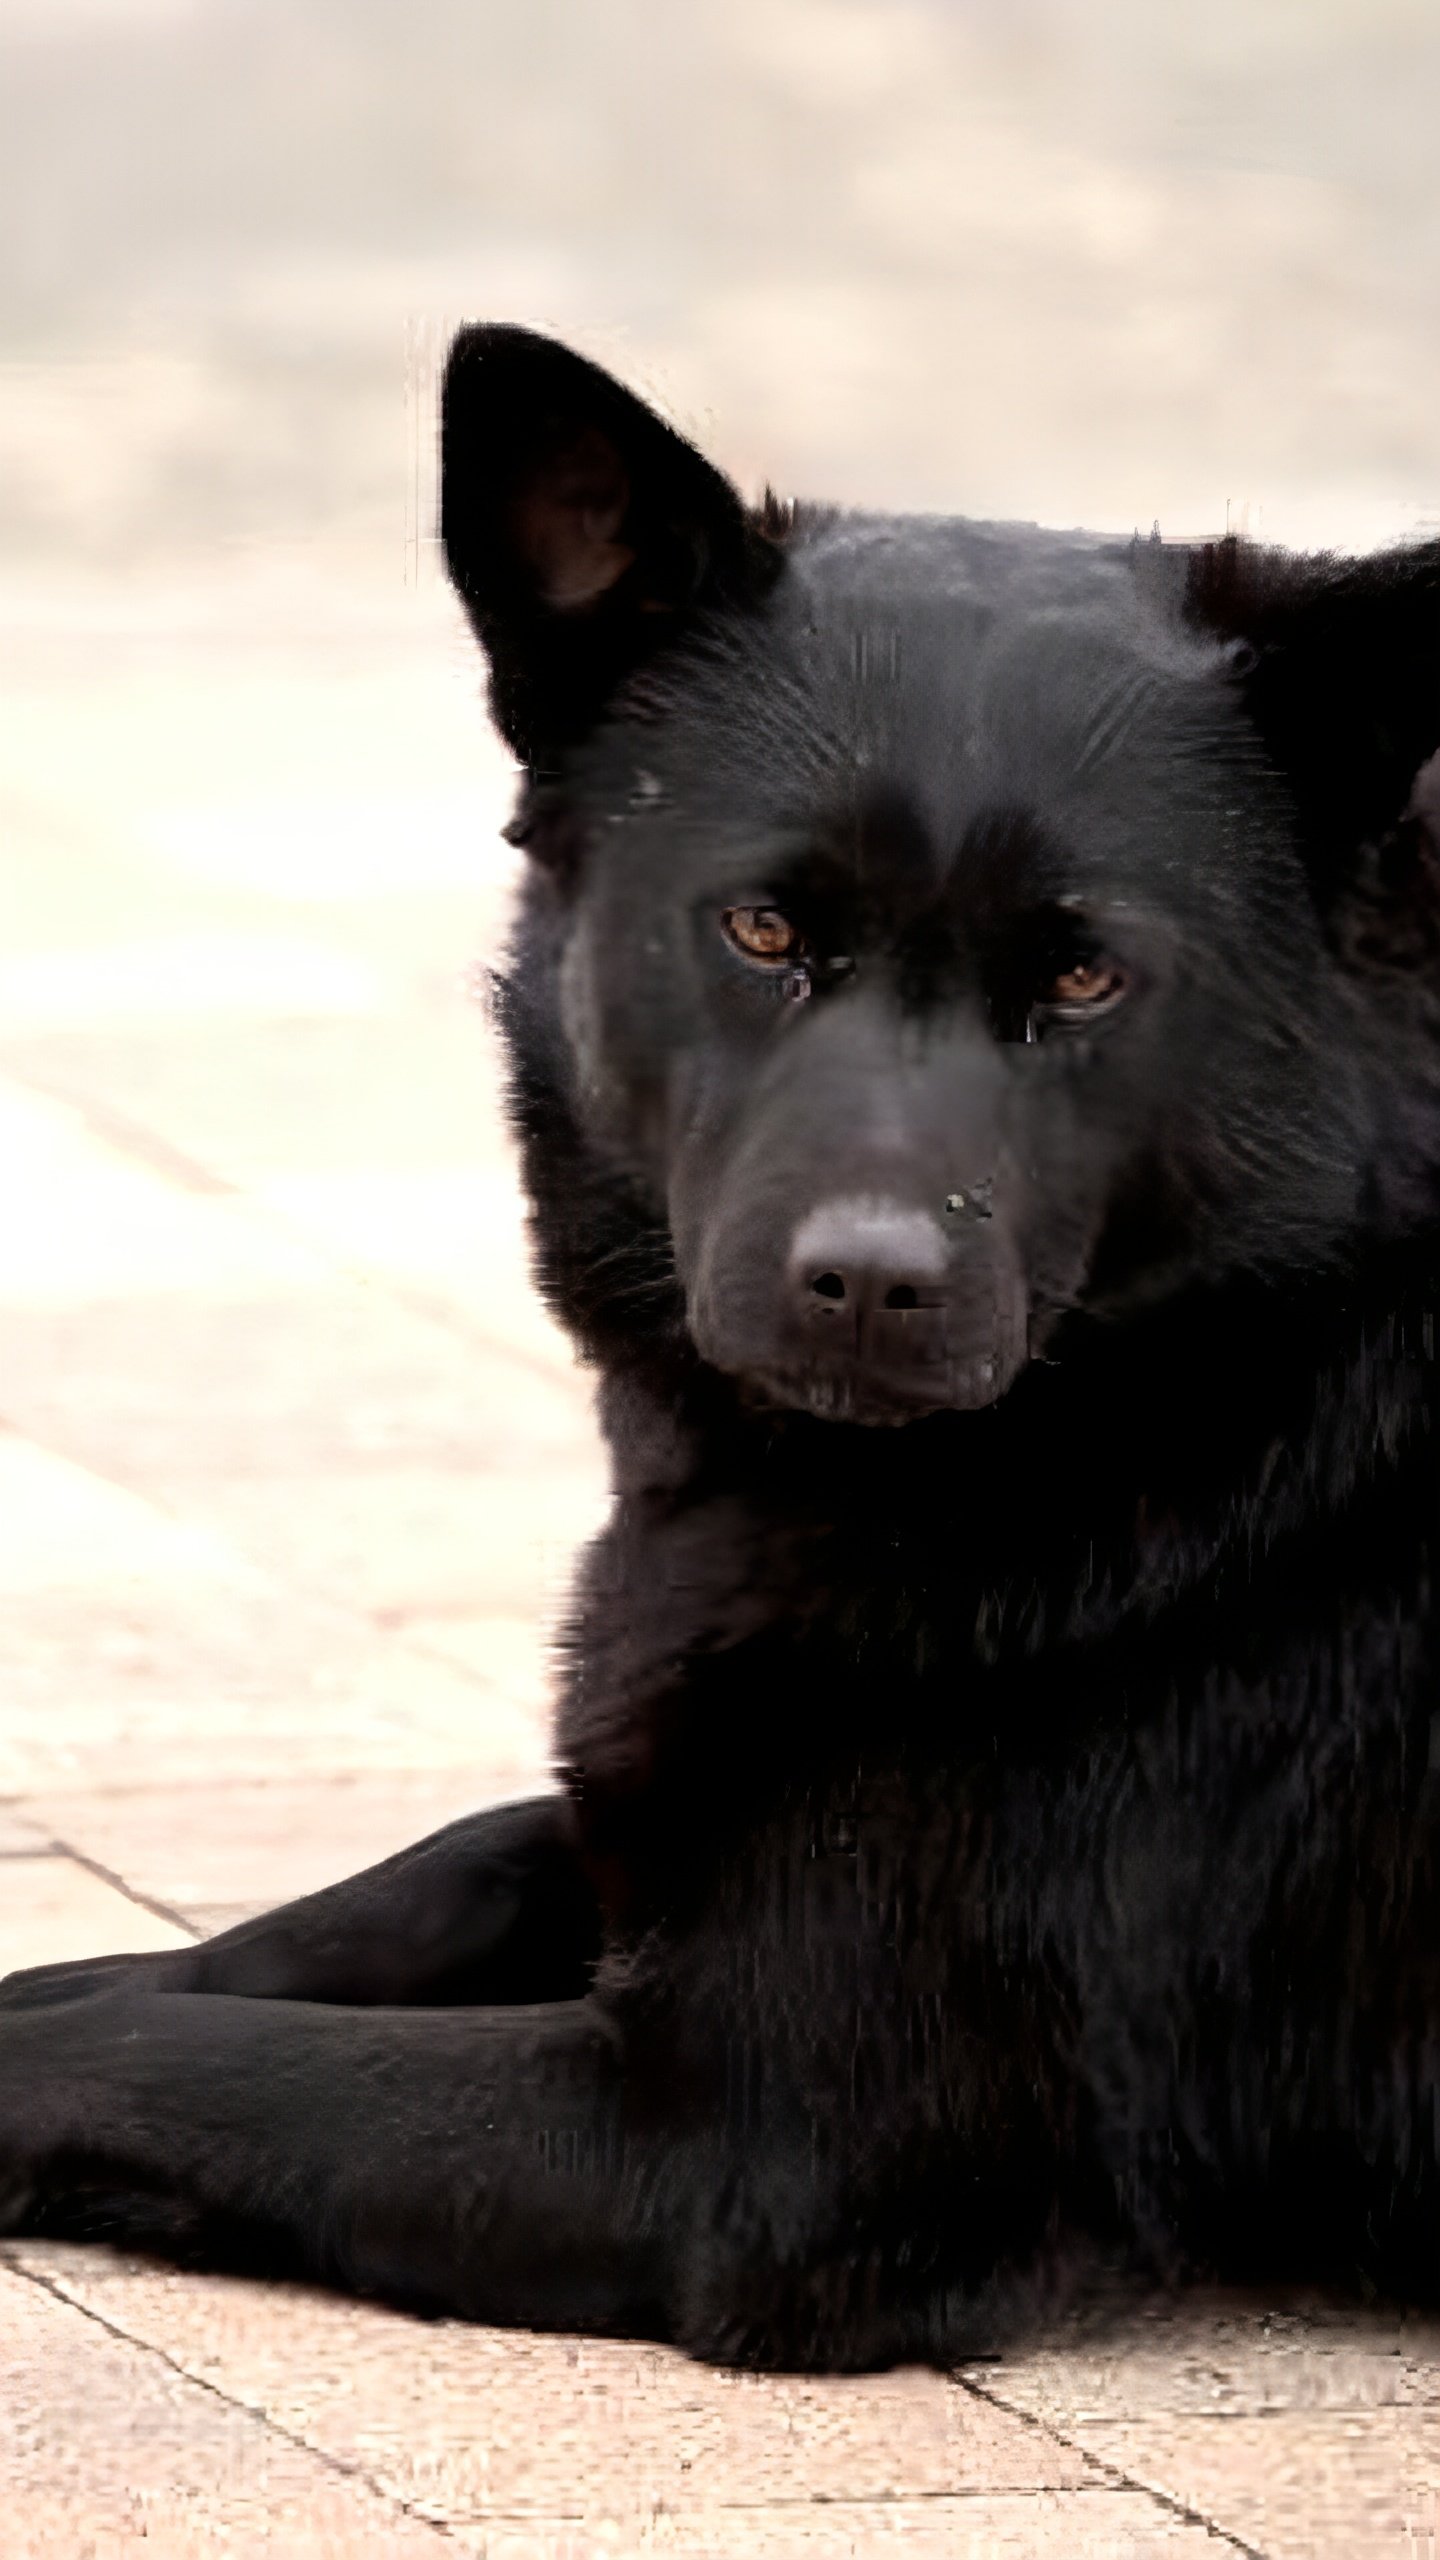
[0,2251,465,2543]
[468,2482,1238,2513]
[5,2267,1173,2538]
[0,2262,1330,2550]
[1078,2394,1435,2422]
[0,1058,580,1395]
[0,1074,240,1198]
[954,2372,1270,2557]
[35,1840,203,1940]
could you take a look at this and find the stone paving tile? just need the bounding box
[0,1002,517,1187]
[1,1025,582,1379]
[0,2260,449,2556]
[0,1430,550,1795]
[252,1167,574,1372]
[0,1852,193,1978]
[18,1770,553,1921]
[0,1584,547,1795]
[464,2495,1238,2557]
[0,861,511,1065]
[0,1805,50,1853]
[1,2230,1235,2556]
[145,1462,606,1625]
[8,2254,1095,2519]
[977,2297,1440,2560]
[1071,2409,1440,2560]
[976,2288,1440,2420]
[0,1288,597,1481]
[396,1611,564,1710]
[0,1078,341,1310]
[0,1422,273,1600]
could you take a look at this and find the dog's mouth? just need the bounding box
[686,1217,1037,1427]
[735,1352,1023,1428]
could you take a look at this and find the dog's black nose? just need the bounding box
[787,1198,949,1340]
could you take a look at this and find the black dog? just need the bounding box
[4,326,1440,2369]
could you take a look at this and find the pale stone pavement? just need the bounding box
[1,576,1437,2560]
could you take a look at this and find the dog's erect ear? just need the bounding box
[441,325,784,771]
[1186,535,1440,968]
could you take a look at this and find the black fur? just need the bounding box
[3,326,1440,2369]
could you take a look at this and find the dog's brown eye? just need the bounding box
[1040,957,1128,1017]
[723,906,803,965]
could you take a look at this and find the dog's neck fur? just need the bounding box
[549,1284,1436,1903]
[597,1282,1435,1630]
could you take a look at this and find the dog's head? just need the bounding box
[444,325,1440,1426]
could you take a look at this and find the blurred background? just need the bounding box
[1,0,1438,1921]
[6,0,1440,576]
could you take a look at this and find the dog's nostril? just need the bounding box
[788,1200,951,1343]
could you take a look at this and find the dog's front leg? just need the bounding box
[0,1983,684,2335]
[0,1794,600,2012]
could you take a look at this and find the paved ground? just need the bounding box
[2,572,1438,2560]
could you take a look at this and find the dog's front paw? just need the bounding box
[0,2156,40,2236]
[0,2000,67,2234]
[0,1944,199,2013]
[0,1986,147,2238]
